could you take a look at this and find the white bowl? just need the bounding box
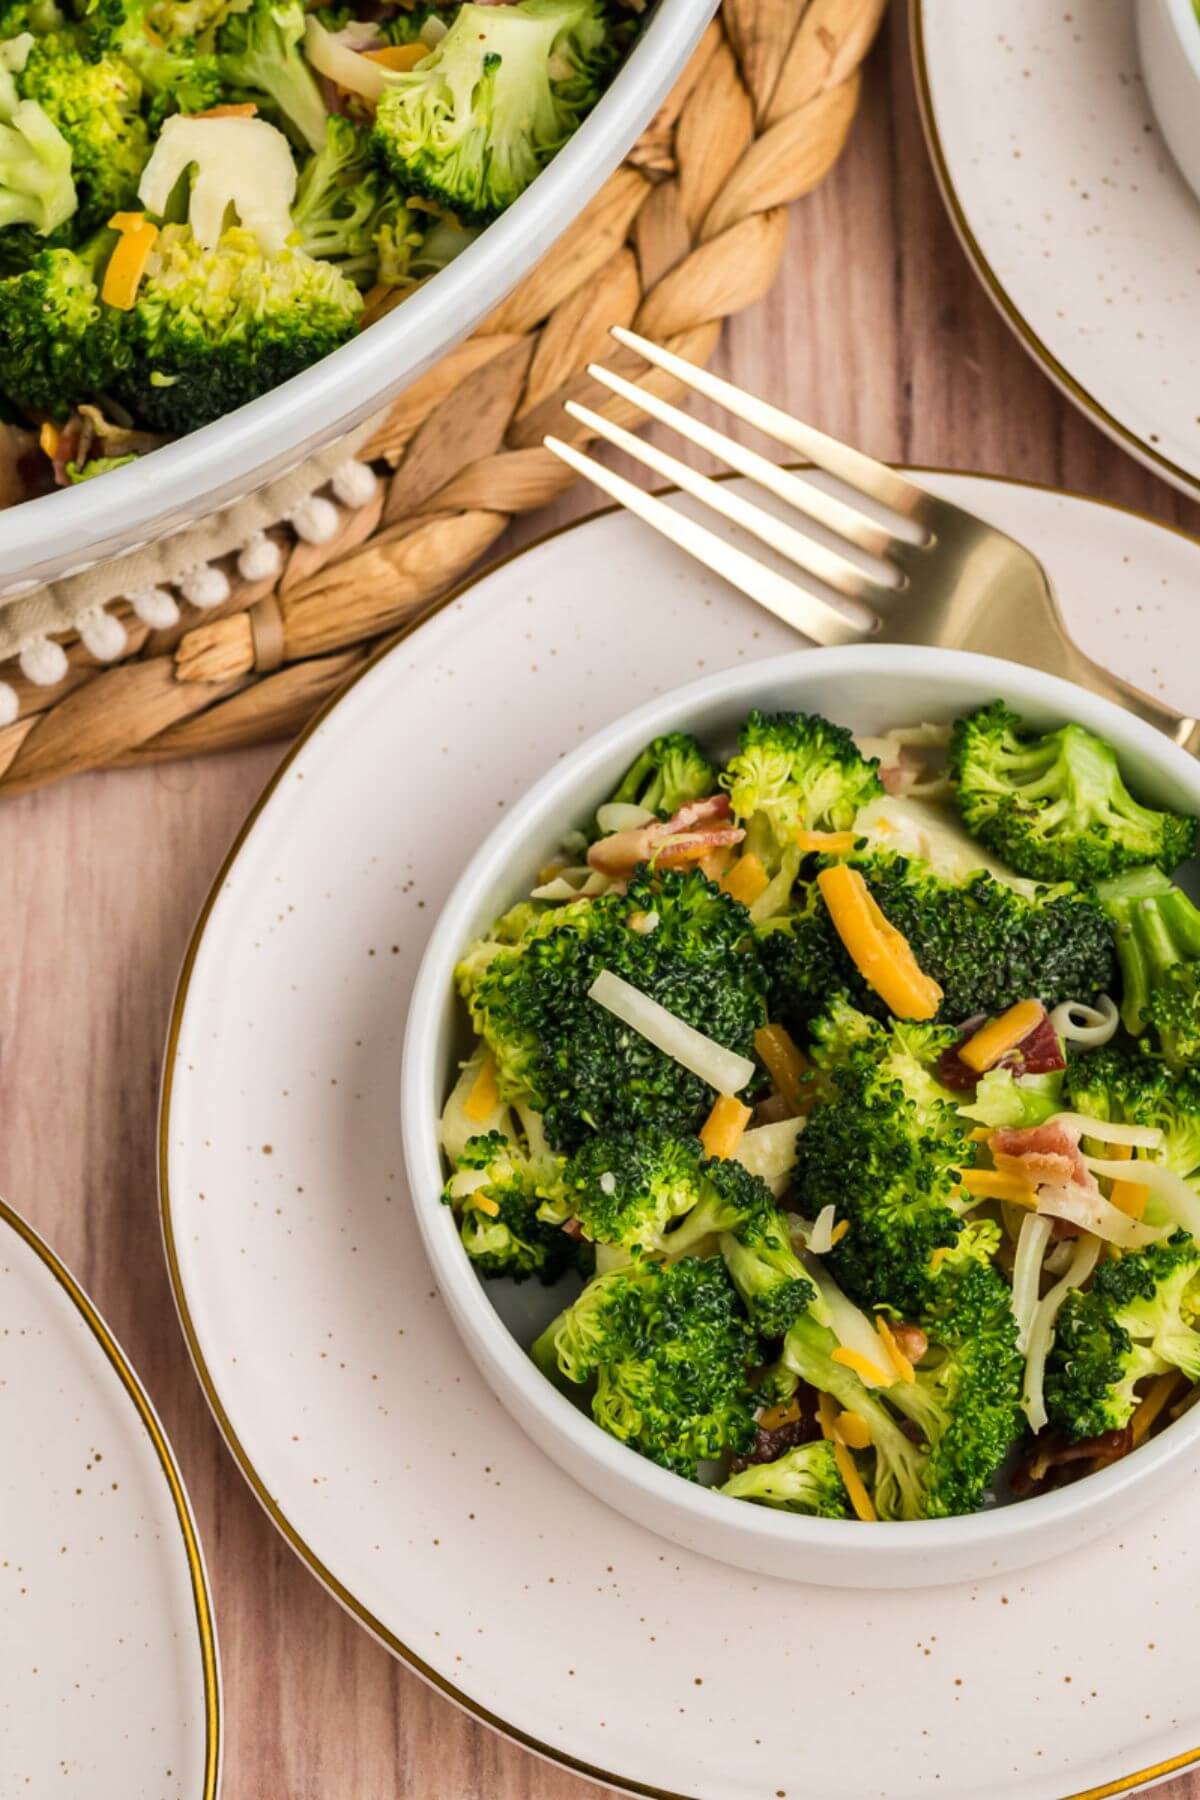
[1138,0,1200,204]
[402,644,1200,1588]
[0,0,716,596]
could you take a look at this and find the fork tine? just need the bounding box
[610,326,930,524]
[542,435,870,649]
[563,398,893,613]
[585,362,897,560]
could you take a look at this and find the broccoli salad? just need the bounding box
[0,0,640,495]
[440,701,1200,1524]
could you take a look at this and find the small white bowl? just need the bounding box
[402,644,1200,1589]
[1138,0,1200,204]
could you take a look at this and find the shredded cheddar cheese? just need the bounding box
[960,1169,1037,1206]
[39,421,59,459]
[468,1191,500,1219]
[720,851,770,907]
[875,1316,915,1384]
[834,1440,877,1522]
[464,1053,499,1123]
[959,999,1044,1073]
[1108,1179,1150,1220]
[363,41,428,69]
[753,1022,810,1116]
[816,864,943,1021]
[699,1093,752,1160]
[829,1218,850,1246]
[831,1345,894,1389]
[835,1410,872,1450]
[795,829,857,853]
[816,1391,838,1441]
[103,212,159,310]
[757,1399,802,1432]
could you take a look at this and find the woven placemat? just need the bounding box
[0,0,883,797]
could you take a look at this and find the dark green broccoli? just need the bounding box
[77,0,224,121]
[442,1128,577,1283]
[603,731,718,822]
[14,27,149,233]
[0,34,76,238]
[531,1254,759,1477]
[720,1438,850,1517]
[1045,1233,1200,1440]
[793,1007,975,1316]
[109,224,363,432]
[559,1127,706,1257]
[0,2,65,31]
[1098,867,1200,1071]
[950,700,1198,883]
[721,708,882,875]
[293,115,404,286]
[758,851,1115,1031]
[1063,1046,1200,1179]
[885,1261,1022,1519]
[654,1155,813,1338]
[214,0,327,152]
[456,866,767,1152]
[372,0,614,226]
[0,232,117,414]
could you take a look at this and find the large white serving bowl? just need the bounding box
[0,0,716,597]
[402,643,1200,1590]
[1139,0,1200,205]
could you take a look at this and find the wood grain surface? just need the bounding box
[3,8,1199,1797]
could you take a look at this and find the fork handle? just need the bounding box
[1042,636,1200,759]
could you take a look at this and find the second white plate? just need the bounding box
[163,474,1200,1800]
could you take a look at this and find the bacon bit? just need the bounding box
[561,1217,585,1241]
[939,1008,1065,1091]
[879,751,922,796]
[1010,1426,1132,1494]
[989,1120,1098,1195]
[587,793,744,878]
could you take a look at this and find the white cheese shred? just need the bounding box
[587,968,756,1097]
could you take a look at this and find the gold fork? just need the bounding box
[543,326,1200,758]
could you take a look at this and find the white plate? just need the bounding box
[913,0,1200,502]
[163,473,1200,1800]
[0,1198,220,1798]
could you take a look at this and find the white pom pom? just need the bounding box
[129,586,180,629]
[331,458,376,509]
[0,680,18,728]
[179,562,231,610]
[19,634,68,686]
[77,604,127,662]
[289,494,339,545]
[237,532,282,582]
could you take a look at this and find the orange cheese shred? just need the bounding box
[833,1440,877,1522]
[720,851,769,907]
[757,1399,802,1432]
[831,1345,894,1389]
[468,1191,500,1219]
[816,864,943,1021]
[959,1000,1045,1073]
[960,1168,1038,1207]
[464,1052,499,1123]
[816,1391,838,1441]
[363,41,428,69]
[39,421,59,459]
[835,1410,872,1450]
[753,1022,811,1116]
[102,213,159,311]
[699,1093,752,1160]
[1108,1179,1149,1220]
[795,829,857,853]
[875,1316,916,1385]
[829,1218,850,1246]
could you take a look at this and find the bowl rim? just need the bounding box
[401,641,1200,1564]
[1157,0,1200,80]
[0,0,717,587]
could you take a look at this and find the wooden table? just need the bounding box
[4,10,1199,1797]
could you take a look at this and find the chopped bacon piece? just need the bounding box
[879,747,923,795]
[990,1120,1096,1193]
[587,792,745,878]
[1009,1427,1132,1495]
[938,1007,1066,1091]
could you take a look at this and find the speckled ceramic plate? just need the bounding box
[162,474,1200,1800]
[913,0,1200,501]
[0,1198,220,1798]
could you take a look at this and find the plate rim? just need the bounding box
[158,469,1200,1800]
[909,0,1200,507]
[2,1194,222,1799]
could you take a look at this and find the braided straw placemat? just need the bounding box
[0,0,883,797]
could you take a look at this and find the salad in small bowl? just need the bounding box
[403,647,1200,1586]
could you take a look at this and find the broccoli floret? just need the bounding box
[372,0,613,225]
[214,0,327,152]
[0,2,65,32]
[720,1438,850,1517]
[951,700,1198,884]
[560,1127,706,1256]
[77,0,224,120]
[531,1254,759,1477]
[604,731,718,821]
[759,851,1115,1031]
[443,1128,577,1283]
[0,33,76,238]
[721,708,882,875]
[794,1009,974,1316]
[0,232,116,413]
[14,28,148,233]
[885,1261,1022,1518]
[1064,1045,1200,1178]
[293,115,405,285]
[1045,1233,1200,1440]
[457,865,766,1152]
[1098,867,1200,1071]
[109,224,363,431]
